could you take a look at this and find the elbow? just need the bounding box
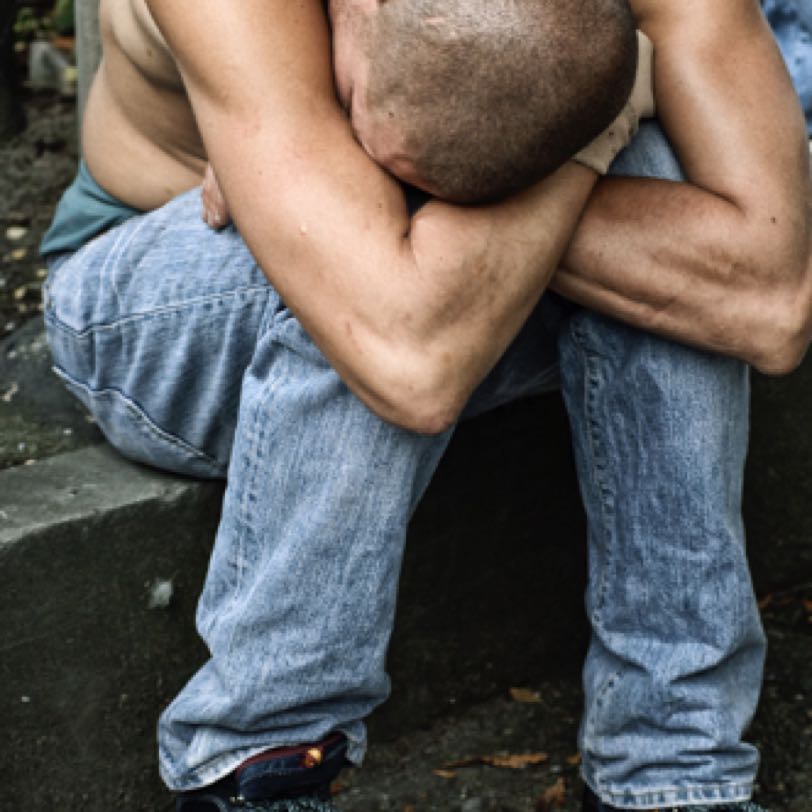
[744,264,812,377]
[354,344,470,436]
[370,365,467,436]
[749,302,811,376]
[381,392,462,436]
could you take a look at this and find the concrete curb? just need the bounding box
[0,446,223,809]
[0,443,208,547]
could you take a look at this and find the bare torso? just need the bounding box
[82,0,204,210]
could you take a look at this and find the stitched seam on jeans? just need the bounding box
[51,364,223,469]
[570,319,625,749]
[571,320,616,630]
[221,350,281,625]
[595,779,753,803]
[46,284,273,338]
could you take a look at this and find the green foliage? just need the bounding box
[51,0,75,36]
[14,1,75,42]
[13,7,54,41]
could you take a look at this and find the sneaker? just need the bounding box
[582,786,768,812]
[177,733,347,811]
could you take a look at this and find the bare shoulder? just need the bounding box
[630,0,766,40]
[145,0,337,112]
[101,0,182,90]
[82,0,205,209]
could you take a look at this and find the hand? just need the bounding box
[201,163,231,229]
[573,30,655,175]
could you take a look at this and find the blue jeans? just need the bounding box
[43,123,765,809]
[763,0,812,134]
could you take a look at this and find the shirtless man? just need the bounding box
[41,0,811,810]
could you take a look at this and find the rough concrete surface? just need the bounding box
[0,317,104,469]
[0,451,223,811]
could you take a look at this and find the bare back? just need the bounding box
[82,0,205,210]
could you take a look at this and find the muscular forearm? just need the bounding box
[219,133,598,433]
[145,0,616,433]
[553,0,812,375]
[342,162,597,433]
[554,169,812,373]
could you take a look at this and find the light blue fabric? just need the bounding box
[764,0,812,133]
[43,122,764,808]
[40,161,142,258]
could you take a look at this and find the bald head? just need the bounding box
[332,0,637,202]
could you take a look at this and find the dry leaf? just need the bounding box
[757,594,773,611]
[442,752,548,771]
[5,226,27,242]
[488,753,548,769]
[802,599,812,614]
[1,382,19,403]
[535,777,567,811]
[10,247,27,261]
[433,769,457,780]
[509,687,542,704]
[565,753,581,766]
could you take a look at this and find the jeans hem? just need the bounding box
[581,769,753,809]
[160,730,365,793]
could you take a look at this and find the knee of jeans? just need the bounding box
[564,309,750,424]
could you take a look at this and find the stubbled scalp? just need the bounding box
[363,0,637,202]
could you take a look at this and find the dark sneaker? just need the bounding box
[177,733,347,811]
[583,786,768,811]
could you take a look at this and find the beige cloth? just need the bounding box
[574,31,656,175]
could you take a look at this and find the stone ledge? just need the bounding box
[0,443,203,546]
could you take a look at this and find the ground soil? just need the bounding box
[0,88,77,341]
[2,87,810,812]
[339,584,812,811]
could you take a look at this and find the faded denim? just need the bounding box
[763,0,812,133]
[44,122,764,809]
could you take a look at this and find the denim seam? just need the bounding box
[582,773,753,808]
[50,363,223,470]
[570,320,616,630]
[220,331,289,645]
[570,319,630,752]
[45,284,273,337]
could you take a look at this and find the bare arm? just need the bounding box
[554,0,812,375]
[145,0,610,433]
